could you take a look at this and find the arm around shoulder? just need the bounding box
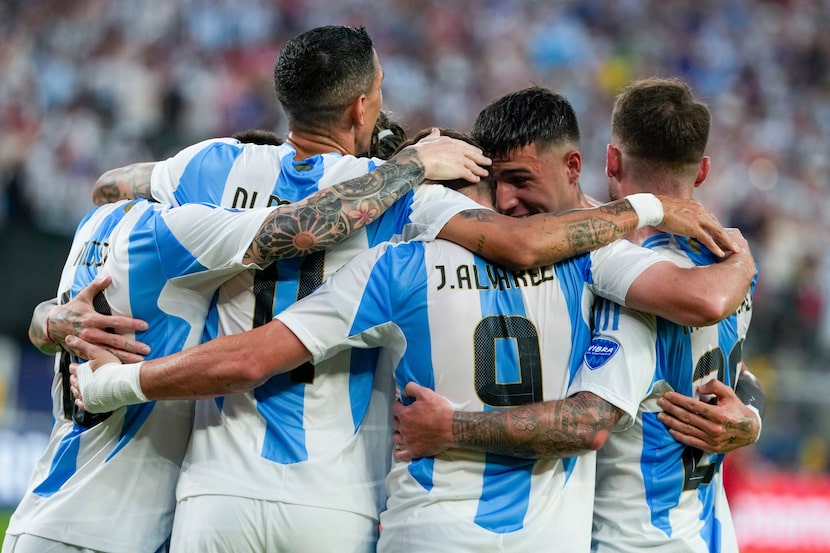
[626,240,756,327]
[439,198,643,271]
[93,162,156,205]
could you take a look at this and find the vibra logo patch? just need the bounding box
[584,338,620,369]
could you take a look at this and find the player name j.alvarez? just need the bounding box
[435,263,555,291]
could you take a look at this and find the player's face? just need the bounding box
[492,142,580,216]
[357,51,384,156]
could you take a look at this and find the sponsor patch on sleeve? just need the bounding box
[584,337,621,370]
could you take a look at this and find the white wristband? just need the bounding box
[627,193,664,228]
[746,405,763,443]
[77,361,148,413]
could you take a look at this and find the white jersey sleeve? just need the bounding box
[568,299,657,430]
[156,202,274,275]
[276,242,399,363]
[588,239,666,305]
[400,184,485,242]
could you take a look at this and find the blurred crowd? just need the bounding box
[1,0,829,471]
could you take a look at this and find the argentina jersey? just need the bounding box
[8,199,275,553]
[275,238,665,552]
[571,233,755,553]
[154,138,483,521]
[151,137,386,208]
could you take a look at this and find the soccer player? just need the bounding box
[391,81,762,552]
[5,132,488,553]
[33,27,741,552]
[582,77,761,552]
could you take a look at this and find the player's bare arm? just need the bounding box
[28,276,151,362]
[438,194,738,272]
[392,382,623,462]
[93,162,156,205]
[29,298,62,355]
[243,133,490,265]
[625,228,756,327]
[65,317,312,412]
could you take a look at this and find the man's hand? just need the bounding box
[66,335,143,413]
[46,276,151,362]
[392,382,455,462]
[407,128,491,183]
[65,334,122,411]
[655,196,738,257]
[657,378,761,453]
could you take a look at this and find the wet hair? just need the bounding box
[611,76,710,166]
[231,129,284,146]
[471,86,580,159]
[274,26,376,130]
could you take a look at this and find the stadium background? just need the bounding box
[1,0,829,550]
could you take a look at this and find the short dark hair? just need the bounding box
[611,77,710,166]
[274,26,376,130]
[471,86,580,159]
[393,128,490,191]
[231,129,284,146]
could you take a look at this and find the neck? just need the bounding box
[286,131,353,161]
[626,225,661,246]
[581,193,603,208]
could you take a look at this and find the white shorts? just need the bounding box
[2,533,111,553]
[377,499,591,553]
[170,495,377,553]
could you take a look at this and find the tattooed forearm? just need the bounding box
[442,199,641,271]
[29,299,61,354]
[93,163,156,205]
[451,392,623,459]
[566,217,636,251]
[246,149,425,263]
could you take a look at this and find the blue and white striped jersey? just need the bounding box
[275,238,663,551]
[7,200,274,553]
[150,138,483,521]
[569,233,755,553]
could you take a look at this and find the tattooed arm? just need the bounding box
[391,382,624,461]
[93,162,156,205]
[243,132,490,264]
[56,131,488,362]
[29,298,62,355]
[437,195,738,271]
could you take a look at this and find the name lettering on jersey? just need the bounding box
[735,294,752,315]
[435,264,555,291]
[584,338,621,369]
[231,187,291,209]
[73,239,109,268]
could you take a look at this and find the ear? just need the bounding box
[347,93,368,127]
[606,144,622,179]
[694,155,710,188]
[565,149,582,183]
